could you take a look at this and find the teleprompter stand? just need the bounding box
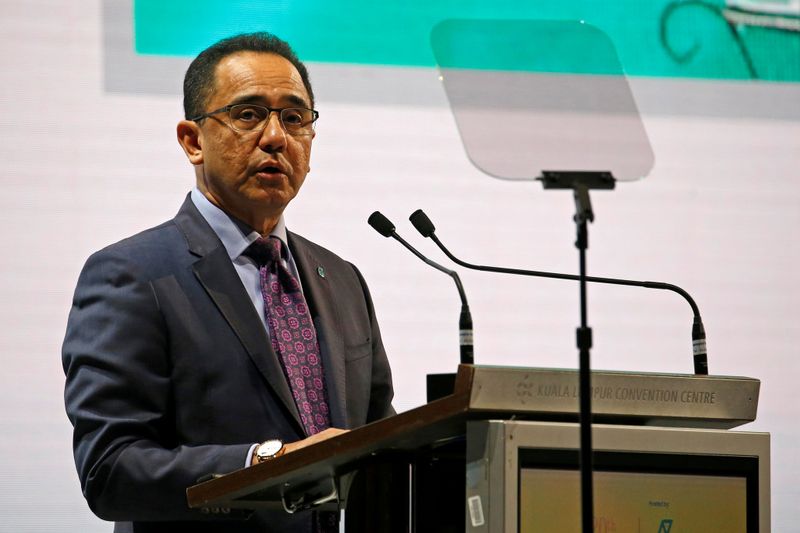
[539,170,615,533]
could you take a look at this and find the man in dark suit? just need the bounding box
[62,33,394,532]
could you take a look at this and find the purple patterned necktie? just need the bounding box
[244,236,331,436]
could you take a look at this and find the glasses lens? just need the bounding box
[280,108,316,134]
[229,105,269,131]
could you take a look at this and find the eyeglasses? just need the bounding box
[191,104,319,135]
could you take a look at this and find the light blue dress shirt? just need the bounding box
[190,188,304,331]
[190,188,305,465]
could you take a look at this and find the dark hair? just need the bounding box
[183,32,314,120]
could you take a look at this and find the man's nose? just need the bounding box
[257,112,287,152]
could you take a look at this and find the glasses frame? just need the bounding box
[191,104,319,136]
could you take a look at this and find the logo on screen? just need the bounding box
[658,519,674,533]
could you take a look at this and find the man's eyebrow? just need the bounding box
[228,93,311,108]
[284,94,311,108]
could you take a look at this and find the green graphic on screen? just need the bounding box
[134,0,799,82]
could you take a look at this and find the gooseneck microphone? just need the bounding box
[409,209,708,375]
[368,211,474,365]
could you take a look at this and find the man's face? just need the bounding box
[188,51,315,228]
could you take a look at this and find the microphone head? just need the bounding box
[368,211,396,237]
[409,209,436,237]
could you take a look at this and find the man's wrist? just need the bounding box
[246,443,259,467]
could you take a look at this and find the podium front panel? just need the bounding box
[465,421,769,532]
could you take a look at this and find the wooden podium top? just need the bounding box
[186,364,759,510]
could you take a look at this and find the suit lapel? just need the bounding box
[288,233,348,429]
[173,196,303,432]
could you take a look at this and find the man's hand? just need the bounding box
[284,427,348,454]
[250,428,348,466]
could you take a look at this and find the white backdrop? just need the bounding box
[1,1,798,531]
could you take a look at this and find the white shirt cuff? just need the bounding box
[245,443,259,468]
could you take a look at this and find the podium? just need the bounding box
[187,365,769,531]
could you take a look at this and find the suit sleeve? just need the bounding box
[62,248,250,521]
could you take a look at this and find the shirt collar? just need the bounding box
[190,188,289,260]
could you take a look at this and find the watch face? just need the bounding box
[257,439,283,459]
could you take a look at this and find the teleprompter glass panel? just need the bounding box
[431,19,655,181]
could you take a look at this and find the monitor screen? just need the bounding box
[519,450,758,532]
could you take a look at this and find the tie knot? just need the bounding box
[244,236,284,267]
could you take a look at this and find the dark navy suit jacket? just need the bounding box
[62,195,394,532]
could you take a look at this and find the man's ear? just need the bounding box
[177,120,203,165]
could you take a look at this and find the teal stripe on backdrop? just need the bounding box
[134,0,799,82]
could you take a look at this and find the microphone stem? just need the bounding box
[389,233,474,364]
[392,233,469,307]
[429,233,709,375]
[432,235,698,312]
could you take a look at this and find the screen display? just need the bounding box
[520,468,747,532]
[518,450,758,532]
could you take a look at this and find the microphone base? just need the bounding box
[426,373,457,402]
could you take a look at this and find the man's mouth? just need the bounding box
[255,162,285,177]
